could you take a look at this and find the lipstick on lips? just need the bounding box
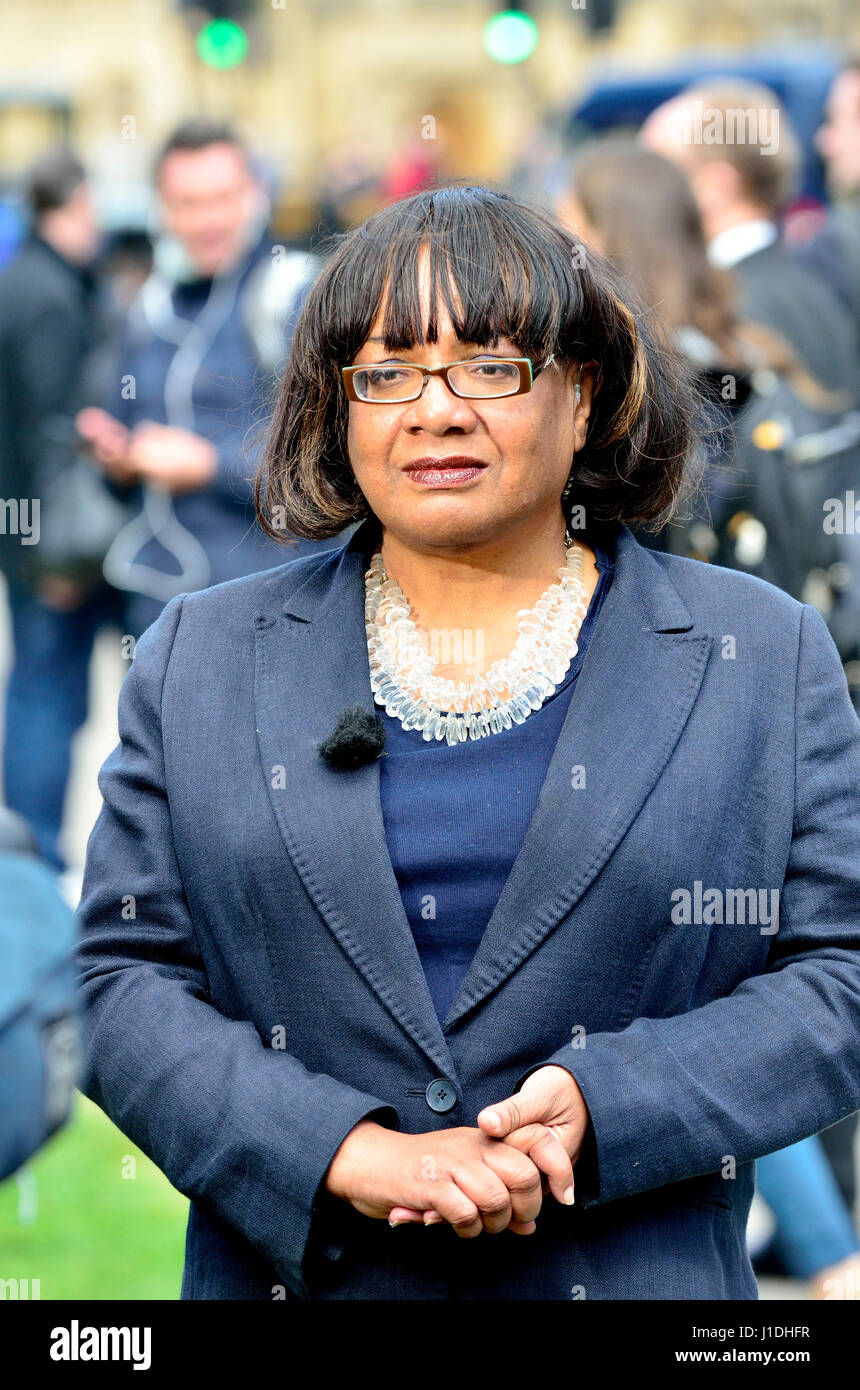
[402,456,489,488]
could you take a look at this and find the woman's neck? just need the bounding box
[375,514,601,683]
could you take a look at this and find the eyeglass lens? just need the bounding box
[351,361,523,401]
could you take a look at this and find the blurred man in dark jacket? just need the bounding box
[799,59,860,324]
[641,80,858,402]
[79,119,345,640]
[0,148,121,873]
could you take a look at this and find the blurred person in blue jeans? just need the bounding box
[0,148,122,874]
[77,119,348,642]
[753,1138,860,1298]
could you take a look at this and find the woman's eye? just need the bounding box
[368,368,409,384]
[464,361,518,379]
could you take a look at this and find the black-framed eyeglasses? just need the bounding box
[341,354,557,403]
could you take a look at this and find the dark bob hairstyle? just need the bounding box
[254,181,698,544]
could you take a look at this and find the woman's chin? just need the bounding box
[386,514,507,553]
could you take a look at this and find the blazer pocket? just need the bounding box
[681,1193,735,1220]
[634,1172,735,1222]
[675,1175,735,1219]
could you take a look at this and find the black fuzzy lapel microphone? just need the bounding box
[318,705,387,770]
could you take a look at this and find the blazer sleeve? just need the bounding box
[515,601,860,1208]
[75,593,399,1299]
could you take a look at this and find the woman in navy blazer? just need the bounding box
[76,185,860,1300]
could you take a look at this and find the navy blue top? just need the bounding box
[378,538,616,1025]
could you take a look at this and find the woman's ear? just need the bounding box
[571,361,597,452]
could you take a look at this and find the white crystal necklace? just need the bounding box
[364,530,591,744]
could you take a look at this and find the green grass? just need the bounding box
[0,1091,188,1300]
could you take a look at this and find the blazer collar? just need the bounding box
[253,517,710,1078]
[270,514,696,634]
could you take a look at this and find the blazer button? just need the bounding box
[426,1078,458,1113]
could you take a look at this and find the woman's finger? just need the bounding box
[498,1123,576,1206]
[479,1141,544,1227]
[387,1205,428,1225]
[446,1163,513,1237]
[388,1207,537,1234]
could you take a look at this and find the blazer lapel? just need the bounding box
[443,526,714,1029]
[254,518,458,1079]
[254,517,713,1068]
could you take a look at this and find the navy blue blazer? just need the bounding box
[75,515,860,1300]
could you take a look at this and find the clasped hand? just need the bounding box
[325,1065,589,1239]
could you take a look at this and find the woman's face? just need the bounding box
[345,246,592,554]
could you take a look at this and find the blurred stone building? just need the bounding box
[0,0,857,238]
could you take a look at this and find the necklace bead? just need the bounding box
[365,532,591,742]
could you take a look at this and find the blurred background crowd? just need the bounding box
[1,0,859,1301]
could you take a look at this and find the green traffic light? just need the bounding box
[483,10,539,64]
[197,18,249,70]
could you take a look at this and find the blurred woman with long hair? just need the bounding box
[557,142,860,1298]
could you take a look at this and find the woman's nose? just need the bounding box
[401,373,478,427]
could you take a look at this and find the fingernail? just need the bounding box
[484,1110,501,1129]
[388,1218,403,1227]
[564,1187,575,1205]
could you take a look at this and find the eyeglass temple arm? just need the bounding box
[538,354,583,399]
